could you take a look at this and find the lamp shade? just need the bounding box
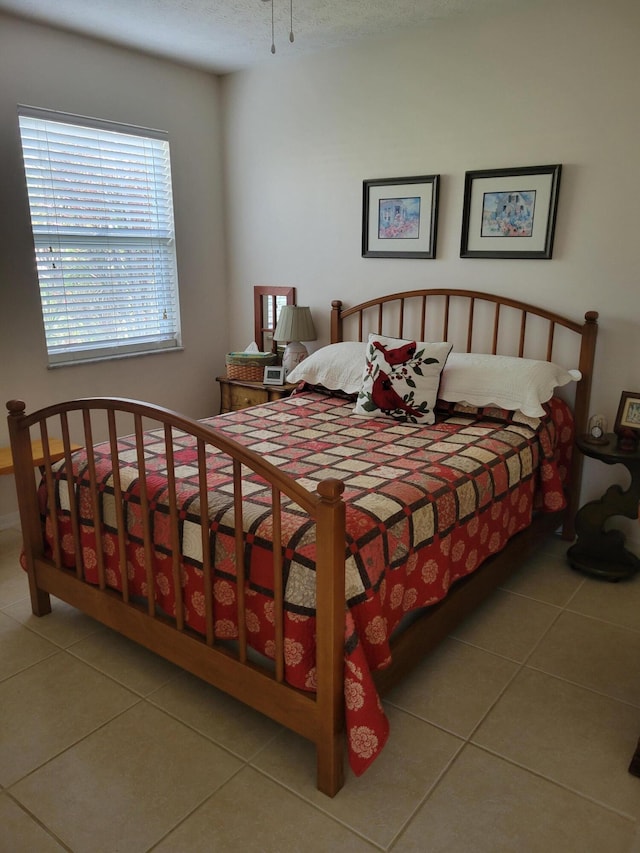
[273,306,317,343]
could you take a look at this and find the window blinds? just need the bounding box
[18,107,181,364]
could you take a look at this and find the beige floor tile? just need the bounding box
[528,611,640,706]
[0,611,58,679]
[0,528,28,609]
[0,525,22,554]
[0,651,137,786]
[385,636,518,737]
[538,531,574,559]
[568,572,640,632]
[472,668,640,819]
[149,668,282,759]
[11,702,244,853]
[68,625,183,696]
[500,548,584,606]
[393,744,637,853]
[154,766,377,852]
[450,588,561,661]
[252,705,463,849]
[3,594,102,648]
[2,524,638,848]
[0,793,67,852]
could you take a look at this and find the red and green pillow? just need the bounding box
[354,334,452,424]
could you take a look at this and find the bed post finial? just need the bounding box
[330,300,343,344]
[7,400,26,416]
[317,477,345,502]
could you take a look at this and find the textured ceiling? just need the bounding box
[0,0,529,74]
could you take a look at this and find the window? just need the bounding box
[18,106,181,365]
[253,286,295,353]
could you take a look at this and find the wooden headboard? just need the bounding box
[330,288,598,532]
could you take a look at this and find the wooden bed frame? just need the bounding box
[7,289,598,797]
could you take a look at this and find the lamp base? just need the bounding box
[282,341,308,377]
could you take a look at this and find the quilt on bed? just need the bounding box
[39,390,573,776]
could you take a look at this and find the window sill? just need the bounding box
[48,346,184,369]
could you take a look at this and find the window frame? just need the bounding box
[18,105,182,367]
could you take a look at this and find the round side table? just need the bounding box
[567,433,640,581]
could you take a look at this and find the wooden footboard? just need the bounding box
[7,397,347,796]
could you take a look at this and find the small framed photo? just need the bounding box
[362,174,439,259]
[614,391,640,443]
[460,164,562,259]
[263,365,285,385]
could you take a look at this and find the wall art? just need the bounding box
[460,164,562,259]
[362,174,439,259]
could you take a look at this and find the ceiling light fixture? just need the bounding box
[261,0,295,55]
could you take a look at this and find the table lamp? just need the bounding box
[273,305,317,377]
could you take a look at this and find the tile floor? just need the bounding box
[1,524,639,852]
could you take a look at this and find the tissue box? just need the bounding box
[225,352,278,381]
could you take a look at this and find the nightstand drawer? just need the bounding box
[217,376,295,414]
[226,383,269,411]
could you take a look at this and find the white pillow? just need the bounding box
[286,341,366,394]
[354,334,452,424]
[438,352,581,417]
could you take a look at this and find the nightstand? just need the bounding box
[567,433,640,580]
[216,376,297,414]
[0,438,82,476]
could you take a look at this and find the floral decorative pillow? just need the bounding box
[354,334,452,424]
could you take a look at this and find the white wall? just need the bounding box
[221,0,640,544]
[0,14,227,521]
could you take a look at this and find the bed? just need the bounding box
[7,288,598,797]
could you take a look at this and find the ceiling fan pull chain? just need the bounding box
[264,0,295,54]
[271,0,276,53]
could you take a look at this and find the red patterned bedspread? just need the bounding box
[41,391,573,776]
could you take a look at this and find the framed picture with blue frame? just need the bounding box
[460,164,562,259]
[362,174,440,259]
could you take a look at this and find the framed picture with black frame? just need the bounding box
[460,164,562,259]
[362,174,439,259]
[614,390,640,450]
